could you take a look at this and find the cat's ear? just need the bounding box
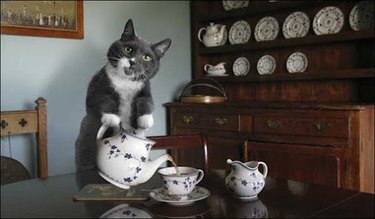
[152,38,172,58]
[121,19,136,41]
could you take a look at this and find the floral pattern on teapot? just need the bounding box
[97,124,172,190]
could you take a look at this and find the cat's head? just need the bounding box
[107,19,172,82]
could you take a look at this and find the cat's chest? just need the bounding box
[107,72,144,126]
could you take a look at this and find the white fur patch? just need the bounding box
[101,113,121,128]
[137,114,154,129]
[119,58,130,68]
[105,63,144,130]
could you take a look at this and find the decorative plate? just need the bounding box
[313,6,344,35]
[282,11,310,39]
[149,186,210,206]
[257,55,276,75]
[222,0,249,11]
[229,20,251,44]
[254,16,279,42]
[349,1,374,31]
[232,57,250,76]
[286,52,308,73]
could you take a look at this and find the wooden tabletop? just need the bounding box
[1,170,373,218]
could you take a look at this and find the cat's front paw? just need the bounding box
[101,113,121,129]
[137,114,154,129]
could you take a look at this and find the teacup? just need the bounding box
[158,166,204,200]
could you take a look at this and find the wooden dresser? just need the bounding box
[166,1,374,193]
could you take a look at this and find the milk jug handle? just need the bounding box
[258,161,268,179]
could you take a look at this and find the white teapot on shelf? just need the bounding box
[198,22,227,47]
[96,124,172,190]
[225,159,268,200]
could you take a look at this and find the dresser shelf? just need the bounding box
[199,31,374,55]
[206,68,375,83]
[197,1,318,22]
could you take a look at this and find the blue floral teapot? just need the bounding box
[96,124,172,189]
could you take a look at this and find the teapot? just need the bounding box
[204,62,227,75]
[225,159,268,200]
[198,22,227,47]
[96,124,172,190]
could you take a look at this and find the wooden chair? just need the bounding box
[149,133,209,172]
[1,97,48,179]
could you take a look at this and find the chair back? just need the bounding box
[1,97,48,178]
[149,133,209,172]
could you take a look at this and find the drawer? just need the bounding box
[172,112,239,132]
[253,116,349,138]
[198,113,239,131]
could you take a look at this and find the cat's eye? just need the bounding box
[124,46,132,53]
[143,55,152,61]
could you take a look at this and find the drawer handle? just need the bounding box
[215,117,228,125]
[182,115,193,124]
[19,118,28,127]
[314,121,333,132]
[266,119,281,129]
[1,120,9,129]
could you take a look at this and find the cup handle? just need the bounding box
[258,161,268,179]
[194,169,204,185]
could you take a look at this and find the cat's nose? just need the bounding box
[129,59,135,67]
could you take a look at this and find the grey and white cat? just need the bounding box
[75,19,171,172]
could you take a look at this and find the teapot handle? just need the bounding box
[204,64,210,72]
[197,27,206,43]
[96,124,109,141]
[258,161,268,179]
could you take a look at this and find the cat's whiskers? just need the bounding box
[109,47,124,58]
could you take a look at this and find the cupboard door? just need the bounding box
[246,142,342,187]
[207,137,244,170]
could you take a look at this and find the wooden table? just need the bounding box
[1,170,373,218]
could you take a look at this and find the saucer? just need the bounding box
[206,73,229,77]
[149,186,210,206]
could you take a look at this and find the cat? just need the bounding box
[74,19,171,172]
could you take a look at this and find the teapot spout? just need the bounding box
[136,154,172,184]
